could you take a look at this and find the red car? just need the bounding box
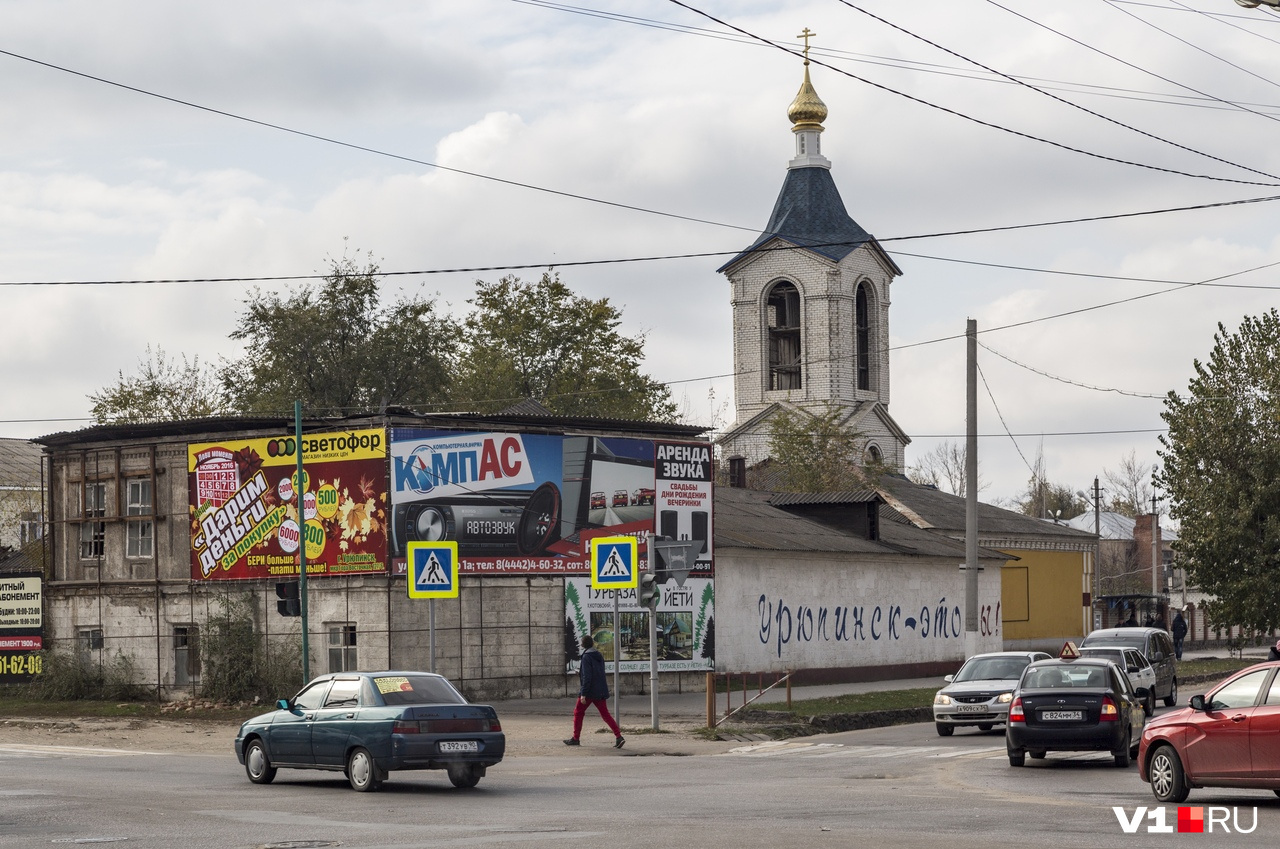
[631,487,655,506]
[589,492,605,510]
[611,490,629,508]
[1138,660,1280,802]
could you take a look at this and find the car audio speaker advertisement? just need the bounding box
[188,429,389,581]
[0,572,42,683]
[564,576,714,673]
[390,430,714,577]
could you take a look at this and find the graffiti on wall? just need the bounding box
[758,594,1001,658]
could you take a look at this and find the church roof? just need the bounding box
[717,166,876,271]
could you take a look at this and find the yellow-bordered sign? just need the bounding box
[591,536,637,590]
[407,541,459,599]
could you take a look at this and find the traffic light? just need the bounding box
[275,580,301,616]
[638,572,659,610]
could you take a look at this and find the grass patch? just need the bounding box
[1177,657,1254,681]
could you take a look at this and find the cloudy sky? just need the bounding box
[4,0,1279,508]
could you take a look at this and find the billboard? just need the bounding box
[389,429,714,577]
[0,573,42,683]
[188,429,389,581]
[564,576,714,673]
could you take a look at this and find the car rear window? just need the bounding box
[1083,633,1145,651]
[373,675,467,706]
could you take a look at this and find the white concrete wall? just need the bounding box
[715,548,1002,673]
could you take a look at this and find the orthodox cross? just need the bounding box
[797,28,817,64]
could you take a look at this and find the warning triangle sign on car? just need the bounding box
[1059,641,1081,659]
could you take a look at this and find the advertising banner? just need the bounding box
[188,429,388,581]
[564,576,714,673]
[390,429,714,577]
[654,441,714,572]
[0,573,42,683]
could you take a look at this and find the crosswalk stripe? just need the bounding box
[0,744,165,758]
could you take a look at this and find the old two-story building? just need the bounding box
[31,411,716,701]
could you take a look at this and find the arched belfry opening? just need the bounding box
[767,280,802,391]
[855,281,872,392]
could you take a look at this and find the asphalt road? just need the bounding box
[2,709,1277,849]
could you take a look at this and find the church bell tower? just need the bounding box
[717,31,909,471]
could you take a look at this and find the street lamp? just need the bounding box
[1077,478,1102,630]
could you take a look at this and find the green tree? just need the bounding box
[223,250,455,416]
[88,345,231,424]
[765,403,884,492]
[453,272,676,421]
[1156,309,1280,633]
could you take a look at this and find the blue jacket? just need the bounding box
[578,647,609,700]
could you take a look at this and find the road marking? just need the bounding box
[0,744,166,758]
[726,742,1004,760]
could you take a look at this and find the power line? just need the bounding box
[6,191,1280,286]
[837,0,1280,180]
[977,341,1166,399]
[663,0,1280,186]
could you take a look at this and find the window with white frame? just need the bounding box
[79,482,106,559]
[126,478,153,558]
[19,511,41,545]
[328,624,357,673]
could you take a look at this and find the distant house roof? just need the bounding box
[717,167,901,274]
[1063,510,1179,543]
[0,438,42,488]
[36,409,707,448]
[713,485,1004,561]
[875,475,1096,548]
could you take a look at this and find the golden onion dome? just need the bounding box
[788,65,827,131]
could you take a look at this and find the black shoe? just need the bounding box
[563,738,580,746]
[614,736,625,749]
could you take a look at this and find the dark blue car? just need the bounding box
[234,670,505,792]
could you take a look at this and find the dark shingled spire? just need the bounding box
[718,167,873,271]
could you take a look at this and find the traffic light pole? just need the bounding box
[649,598,659,730]
[295,401,310,684]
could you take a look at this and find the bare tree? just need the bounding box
[907,440,985,496]
[1103,450,1158,518]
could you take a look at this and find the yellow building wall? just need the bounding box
[1000,548,1087,643]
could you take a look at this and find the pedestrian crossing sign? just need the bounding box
[407,541,459,599]
[591,536,637,590]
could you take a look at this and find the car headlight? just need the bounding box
[997,692,1013,704]
[934,693,952,706]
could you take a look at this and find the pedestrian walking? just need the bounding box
[564,635,624,749]
[1171,611,1188,660]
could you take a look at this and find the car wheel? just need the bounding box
[347,747,384,793]
[1008,745,1025,767]
[1164,678,1178,707]
[935,722,954,737]
[447,763,483,789]
[243,739,276,785]
[1150,744,1190,803]
[1144,692,1155,717]
[977,724,994,732]
[1113,727,1132,768]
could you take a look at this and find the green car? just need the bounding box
[234,670,505,792]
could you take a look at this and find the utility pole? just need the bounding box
[964,319,980,658]
[1151,494,1161,600]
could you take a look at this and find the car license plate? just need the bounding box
[957,704,988,713]
[439,740,479,753]
[1041,710,1082,721]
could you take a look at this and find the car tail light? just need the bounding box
[422,718,498,733]
[1100,697,1119,721]
[392,720,422,734]
[1008,697,1025,722]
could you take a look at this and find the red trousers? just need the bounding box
[572,697,621,738]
